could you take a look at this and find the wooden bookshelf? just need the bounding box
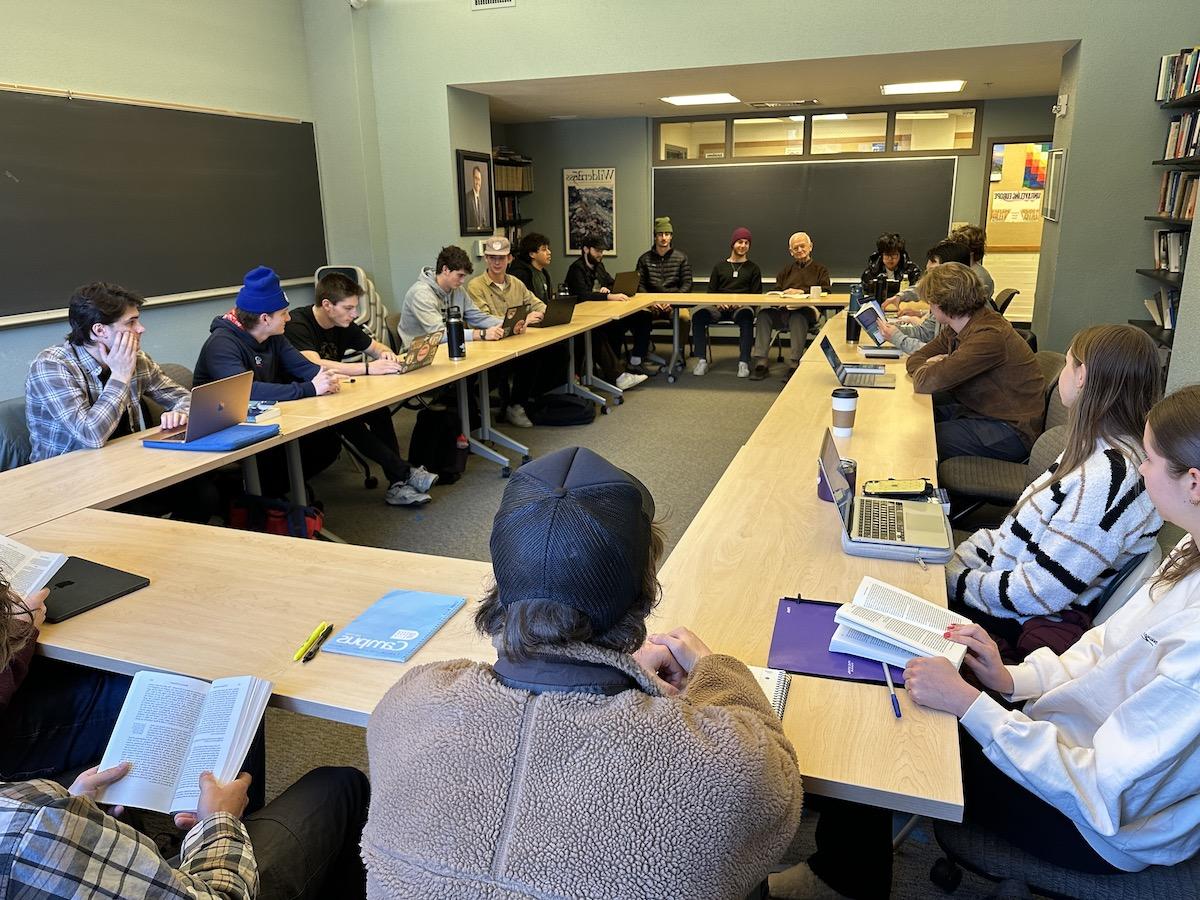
[1162,89,1200,110]
[1136,267,1185,287]
[1128,319,1176,349]
[1153,156,1200,168]
[1144,215,1194,227]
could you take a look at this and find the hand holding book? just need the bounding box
[903,622,1013,717]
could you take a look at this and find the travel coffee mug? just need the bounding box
[831,387,859,438]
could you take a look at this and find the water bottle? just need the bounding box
[874,273,888,306]
[446,305,466,360]
[845,283,863,343]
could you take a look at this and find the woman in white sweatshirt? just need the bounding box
[780,386,1200,900]
[948,324,1163,640]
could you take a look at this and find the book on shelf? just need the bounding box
[1158,47,1200,102]
[1153,229,1190,273]
[1157,170,1198,219]
[0,534,66,599]
[1164,111,1200,159]
[95,671,271,815]
[827,576,971,670]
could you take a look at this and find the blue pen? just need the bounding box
[883,663,902,719]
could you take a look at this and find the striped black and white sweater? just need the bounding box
[948,442,1162,620]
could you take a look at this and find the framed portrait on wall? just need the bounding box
[457,149,494,236]
[563,167,616,254]
[1041,148,1067,223]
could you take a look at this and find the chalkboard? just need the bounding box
[0,90,326,318]
[652,158,956,282]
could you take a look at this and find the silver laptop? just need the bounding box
[152,370,253,444]
[610,271,639,296]
[819,337,895,389]
[818,428,952,562]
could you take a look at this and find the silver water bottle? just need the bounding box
[446,305,466,360]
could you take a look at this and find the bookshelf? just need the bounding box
[494,154,533,245]
[1135,48,1199,372]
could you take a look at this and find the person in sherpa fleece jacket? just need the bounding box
[949,324,1164,634]
[364,446,803,900]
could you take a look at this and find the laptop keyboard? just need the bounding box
[858,498,904,542]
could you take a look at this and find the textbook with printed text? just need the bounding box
[323,590,466,663]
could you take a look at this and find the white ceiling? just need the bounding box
[459,42,1075,124]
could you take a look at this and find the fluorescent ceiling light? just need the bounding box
[814,113,848,121]
[660,92,740,106]
[788,115,806,121]
[895,112,951,120]
[881,80,966,95]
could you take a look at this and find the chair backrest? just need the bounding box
[995,288,1020,315]
[0,396,32,471]
[385,311,402,351]
[1024,425,1067,487]
[1035,351,1066,389]
[1043,383,1069,432]
[1094,545,1163,625]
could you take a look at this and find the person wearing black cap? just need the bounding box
[693,226,761,378]
[364,446,803,899]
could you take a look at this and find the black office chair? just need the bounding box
[993,288,1020,316]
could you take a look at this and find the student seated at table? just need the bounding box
[25,282,218,523]
[193,266,343,498]
[634,215,692,375]
[949,324,1163,646]
[950,223,995,303]
[860,232,923,310]
[906,263,1044,463]
[751,231,831,382]
[399,245,503,348]
[563,233,649,392]
[877,239,972,353]
[776,386,1200,900]
[363,446,803,899]
[692,226,761,378]
[284,272,438,507]
[507,232,555,306]
[0,573,130,786]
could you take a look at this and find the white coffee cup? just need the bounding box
[810,284,823,298]
[831,387,859,438]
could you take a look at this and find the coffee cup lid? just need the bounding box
[832,387,859,399]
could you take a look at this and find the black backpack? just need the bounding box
[407,407,469,484]
[526,394,596,427]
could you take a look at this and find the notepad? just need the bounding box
[322,590,466,663]
[747,665,791,718]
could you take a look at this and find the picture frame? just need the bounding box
[456,149,494,236]
[1041,148,1066,223]
[563,167,617,254]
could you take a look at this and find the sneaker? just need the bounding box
[627,361,659,377]
[385,482,432,506]
[505,404,533,428]
[737,362,750,378]
[749,363,770,381]
[614,372,648,390]
[692,358,709,376]
[406,465,439,493]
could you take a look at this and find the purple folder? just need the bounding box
[766,597,904,687]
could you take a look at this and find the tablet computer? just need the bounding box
[853,305,889,347]
[44,557,150,624]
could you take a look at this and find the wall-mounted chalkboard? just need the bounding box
[652,157,956,282]
[0,89,326,319]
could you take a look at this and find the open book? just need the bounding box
[828,576,971,670]
[96,671,271,814]
[0,534,65,599]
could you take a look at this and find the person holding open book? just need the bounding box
[364,445,803,899]
[947,324,1163,646]
[776,385,1200,898]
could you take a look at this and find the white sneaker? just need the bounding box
[692,358,709,376]
[385,482,432,506]
[737,361,750,378]
[614,372,648,391]
[407,465,439,493]
[505,404,533,428]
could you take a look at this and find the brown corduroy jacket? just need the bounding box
[364,645,804,899]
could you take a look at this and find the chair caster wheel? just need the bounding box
[929,858,962,893]
[614,396,623,406]
[601,406,610,415]
[667,374,676,384]
[364,476,378,489]
[521,455,531,465]
[501,466,512,478]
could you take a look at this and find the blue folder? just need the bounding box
[323,590,466,663]
[142,422,280,451]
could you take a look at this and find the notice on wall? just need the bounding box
[989,190,1043,223]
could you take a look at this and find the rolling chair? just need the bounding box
[992,287,1020,316]
[0,397,32,472]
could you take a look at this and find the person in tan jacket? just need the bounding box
[905,263,1044,462]
[364,446,804,900]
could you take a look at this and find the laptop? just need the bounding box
[533,298,577,328]
[819,337,895,389]
[150,370,253,444]
[45,557,150,623]
[395,330,443,374]
[818,429,952,563]
[501,303,530,337]
[610,271,639,296]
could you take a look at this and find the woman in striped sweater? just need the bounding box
[948,324,1163,636]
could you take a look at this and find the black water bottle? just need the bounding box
[845,283,862,343]
[446,305,467,360]
[874,273,888,306]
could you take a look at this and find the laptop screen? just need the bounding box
[818,428,854,533]
[819,337,846,381]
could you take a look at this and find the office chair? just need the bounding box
[993,288,1020,316]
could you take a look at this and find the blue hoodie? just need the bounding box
[193,314,320,401]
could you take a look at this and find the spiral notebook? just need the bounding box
[322,590,465,663]
[747,665,792,718]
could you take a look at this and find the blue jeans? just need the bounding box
[933,400,1029,462]
[692,307,755,363]
[0,656,130,783]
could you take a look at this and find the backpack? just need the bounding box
[408,406,470,484]
[227,494,324,539]
[526,394,596,427]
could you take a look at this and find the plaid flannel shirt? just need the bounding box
[25,341,190,462]
[0,780,258,899]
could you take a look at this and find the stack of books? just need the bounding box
[1156,47,1200,102]
[1163,111,1200,160]
[1157,170,1198,220]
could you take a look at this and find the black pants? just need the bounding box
[616,311,654,359]
[255,430,342,499]
[809,730,1119,899]
[511,341,571,405]
[117,474,221,524]
[336,407,412,486]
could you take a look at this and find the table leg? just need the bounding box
[581,328,623,403]
[240,457,262,496]
[284,441,344,542]
[666,307,684,383]
[456,374,524,477]
[565,333,611,409]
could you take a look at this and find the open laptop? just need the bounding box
[610,271,639,296]
[150,370,253,444]
[533,298,577,328]
[818,429,952,563]
[45,557,150,623]
[501,303,530,337]
[819,337,895,389]
[395,330,443,374]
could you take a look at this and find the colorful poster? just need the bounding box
[990,190,1044,223]
[1023,143,1051,189]
[563,167,616,254]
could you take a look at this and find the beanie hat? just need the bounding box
[653,216,673,234]
[731,226,752,247]
[236,266,288,314]
[489,446,655,633]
